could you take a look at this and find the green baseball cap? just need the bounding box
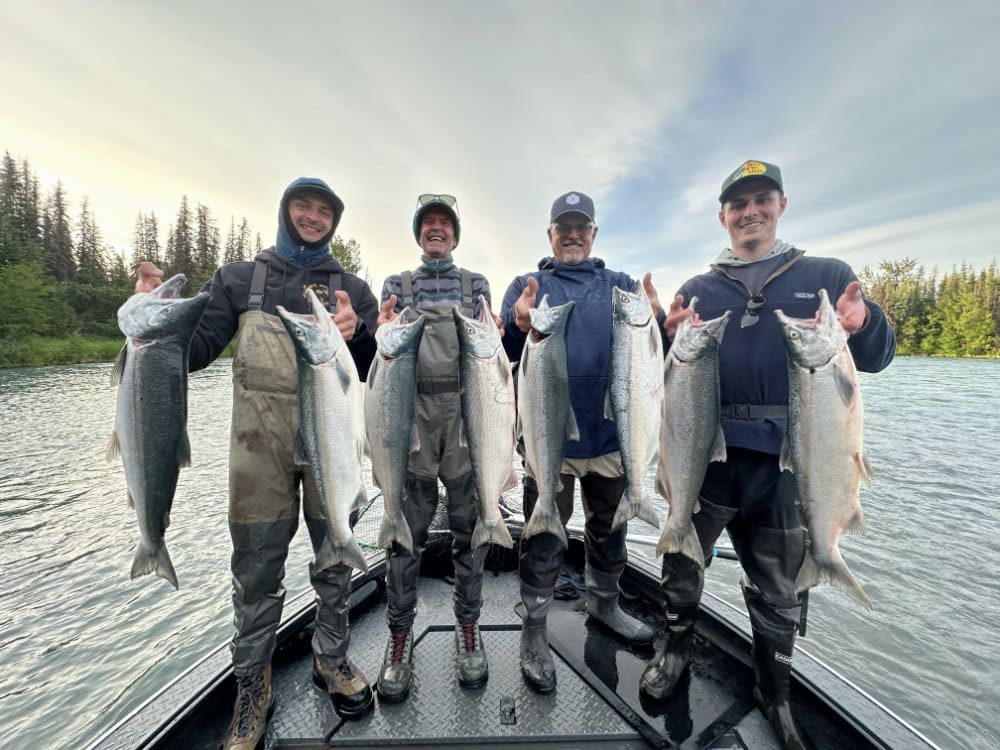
[719,160,783,203]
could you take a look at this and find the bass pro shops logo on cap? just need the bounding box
[719,160,783,202]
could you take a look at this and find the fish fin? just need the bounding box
[496,357,512,386]
[371,467,383,490]
[176,432,192,469]
[710,425,727,463]
[458,419,468,449]
[501,467,519,494]
[126,489,135,510]
[857,452,875,486]
[655,520,704,568]
[294,432,309,466]
[845,505,868,535]
[378,516,414,554]
[795,554,821,593]
[522,504,568,549]
[316,535,370,575]
[472,515,515,549]
[105,430,121,461]
[693,496,701,514]
[110,344,128,386]
[833,362,856,406]
[409,423,421,453]
[611,492,634,530]
[353,487,368,513]
[655,473,670,503]
[131,541,179,590]
[801,548,872,610]
[636,495,661,529]
[603,389,615,421]
[779,435,795,473]
[565,406,580,443]
[335,357,353,390]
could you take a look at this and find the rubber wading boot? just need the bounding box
[455,619,489,688]
[639,603,699,700]
[376,628,413,703]
[312,654,374,720]
[518,584,556,693]
[585,565,655,645]
[222,665,274,750]
[752,631,815,750]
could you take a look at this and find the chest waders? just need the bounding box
[227,262,359,675]
[378,267,489,700]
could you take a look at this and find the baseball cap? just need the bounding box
[550,191,595,223]
[719,160,783,203]
[413,193,460,246]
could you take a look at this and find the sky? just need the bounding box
[2,1,998,299]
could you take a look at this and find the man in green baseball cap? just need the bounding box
[718,159,783,203]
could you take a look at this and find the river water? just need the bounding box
[0,357,997,750]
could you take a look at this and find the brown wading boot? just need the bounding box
[222,665,274,750]
[752,631,815,750]
[455,619,488,688]
[376,628,413,702]
[312,654,373,719]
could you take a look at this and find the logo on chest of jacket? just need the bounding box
[303,283,331,308]
[793,291,816,299]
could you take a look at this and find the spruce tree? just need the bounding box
[43,182,76,281]
[76,197,107,285]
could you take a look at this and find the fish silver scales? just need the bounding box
[106,274,209,589]
[517,295,577,549]
[656,298,730,565]
[606,284,664,530]
[776,288,873,609]
[454,296,516,549]
[365,307,426,554]
[277,289,368,574]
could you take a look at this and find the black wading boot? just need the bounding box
[222,665,274,750]
[376,628,413,703]
[518,583,556,693]
[752,631,815,750]
[313,655,373,719]
[585,564,655,645]
[639,602,699,700]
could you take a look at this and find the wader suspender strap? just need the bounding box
[400,270,414,308]
[460,268,474,315]
[247,259,343,311]
[248,260,268,310]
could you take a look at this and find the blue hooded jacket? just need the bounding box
[275,177,345,267]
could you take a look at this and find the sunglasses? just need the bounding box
[740,294,766,328]
[550,221,594,234]
[417,193,457,208]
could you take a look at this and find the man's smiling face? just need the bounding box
[418,208,457,258]
[719,179,787,258]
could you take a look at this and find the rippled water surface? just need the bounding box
[1,358,997,750]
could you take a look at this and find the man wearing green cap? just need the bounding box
[374,193,499,701]
[639,161,895,750]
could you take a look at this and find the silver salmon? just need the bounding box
[656,298,730,564]
[107,274,209,589]
[276,289,369,575]
[517,295,577,549]
[776,288,873,609]
[606,284,664,530]
[454,296,516,549]
[365,307,426,554]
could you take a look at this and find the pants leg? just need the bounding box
[518,473,575,592]
[443,471,485,623]
[385,471,439,631]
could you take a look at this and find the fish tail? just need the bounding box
[377,517,414,555]
[130,541,179,589]
[472,515,515,550]
[798,549,872,610]
[523,505,567,549]
[611,494,635,531]
[655,521,704,569]
[319,537,370,575]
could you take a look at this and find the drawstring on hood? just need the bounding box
[275,177,345,268]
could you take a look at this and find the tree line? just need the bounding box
[859,258,999,357]
[0,151,365,365]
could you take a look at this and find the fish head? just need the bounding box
[671,299,732,362]
[774,289,848,368]
[376,306,427,358]
[611,284,652,328]
[453,295,501,358]
[117,273,210,340]
[275,289,342,365]
[528,295,575,340]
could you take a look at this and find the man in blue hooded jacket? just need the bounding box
[499,191,661,694]
[136,177,379,749]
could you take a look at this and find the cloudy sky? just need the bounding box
[2,1,997,298]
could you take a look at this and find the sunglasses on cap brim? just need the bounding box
[417,193,457,208]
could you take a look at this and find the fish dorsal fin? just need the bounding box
[779,434,795,474]
[106,430,121,461]
[409,423,421,454]
[833,362,856,406]
[110,344,128,386]
[857,452,875,486]
[603,389,615,422]
[177,432,192,469]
